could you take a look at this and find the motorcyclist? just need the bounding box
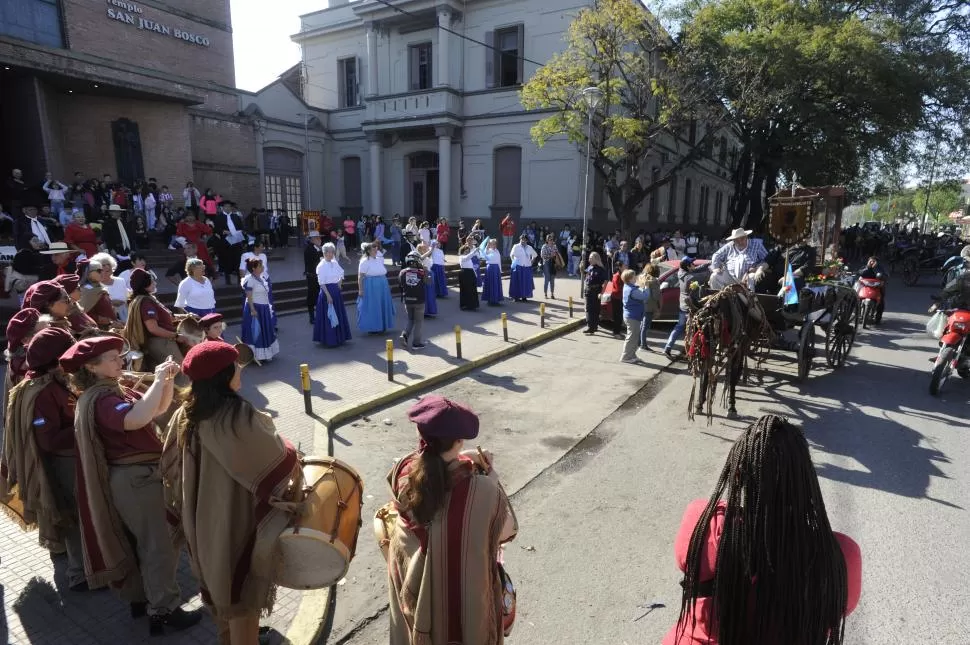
[858,256,888,323]
[941,270,970,310]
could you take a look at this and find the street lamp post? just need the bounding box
[580,86,602,298]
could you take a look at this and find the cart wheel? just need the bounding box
[901,257,920,286]
[826,297,858,368]
[797,322,815,382]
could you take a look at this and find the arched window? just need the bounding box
[492,146,522,208]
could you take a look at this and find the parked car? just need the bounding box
[599,259,711,324]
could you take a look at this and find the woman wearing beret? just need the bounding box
[4,308,46,388]
[78,258,121,330]
[124,268,189,374]
[385,396,517,644]
[357,242,396,334]
[51,273,99,335]
[161,342,302,645]
[64,336,202,636]
[1,327,86,589]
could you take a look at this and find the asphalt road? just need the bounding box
[334,280,970,645]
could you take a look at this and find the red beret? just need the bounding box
[407,396,479,440]
[26,327,76,372]
[59,335,125,374]
[129,268,153,293]
[52,273,80,294]
[199,313,224,329]
[182,342,238,381]
[6,308,41,350]
[24,281,68,311]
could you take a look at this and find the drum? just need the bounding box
[176,316,204,347]
[276,457,363,590]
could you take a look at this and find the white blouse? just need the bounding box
[240,252,270,278]
[103,276,129,303]
[317,258,345,285]
[359,256,388,277]
[419,228,431,245]
[242,275,271,305]
[459,248,480,269]
[510,242,537,267]
[431,249,446,266]
[484,249,502,266]
[175,277,216,310]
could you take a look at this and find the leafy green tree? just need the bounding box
[676,0,970,230]
[520,0,728,235]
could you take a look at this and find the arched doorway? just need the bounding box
[407,151,438,223]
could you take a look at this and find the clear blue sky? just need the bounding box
[231,0,322,92]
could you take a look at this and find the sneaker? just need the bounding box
[621,357,641,364]
[400,331,408,343]
[411,343,426,350]
[664,349,675,361]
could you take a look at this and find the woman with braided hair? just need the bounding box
[664,415,862,645]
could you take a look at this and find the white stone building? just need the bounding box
[291,0,738,234]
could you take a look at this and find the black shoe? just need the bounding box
[149,607,203,636]
[130,601,148,619]
[664,349,675,361]
[411,343,426,350]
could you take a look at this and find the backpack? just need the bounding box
[399,268,427,305]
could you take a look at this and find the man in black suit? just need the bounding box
[212,200,246,285]
[304,229,323,325]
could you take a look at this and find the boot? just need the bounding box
[148,606,203,636]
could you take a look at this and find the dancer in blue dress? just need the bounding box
[482,238,504,306]
[430,240,449,298]
[313,242,351,346]
[241,258,279,361]
[509,234,538,302]
[356,242,396,333]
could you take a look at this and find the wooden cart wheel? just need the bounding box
[797,321,816,382]
[825,296,858,368]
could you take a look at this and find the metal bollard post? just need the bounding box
[386,340,394,381]
[501,313,509,342]
[568,296,574,318]
[300,364,312,414]
[455,325,463,360]
[540,302,546,328]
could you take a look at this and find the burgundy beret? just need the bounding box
[407,396,479,440]
[199,313,224,329]
[182,341,238,381]
[52,273,80,294]
[129,267,152,293]
[24,281,68,311]
[59,335,125,374]
[26,327,76,372]
[6,308,41,350]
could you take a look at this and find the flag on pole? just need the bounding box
[783,262,799,306]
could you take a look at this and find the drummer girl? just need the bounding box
[161,342,302,645]
[200,313,228,342]
[124,268,190,374]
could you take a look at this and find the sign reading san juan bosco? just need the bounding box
[105,0,210,47]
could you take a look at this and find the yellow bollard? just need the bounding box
[455,325,463,360]
[501,312,509,342]
[568,296,574,318]
[386,339,394,381]
[540,302,546,328]
[300,364,312,414]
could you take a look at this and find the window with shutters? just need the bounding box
[485,25,524,88]
[337,57,359,108]
[342,157,362,207]
[409,43,433,91]
[492,146,522,207]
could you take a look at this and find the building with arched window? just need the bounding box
[291,0,738,234]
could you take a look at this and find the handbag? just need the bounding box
[554,253,565,270]
[926,310,947,340]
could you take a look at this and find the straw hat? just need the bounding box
[725,227,753,242]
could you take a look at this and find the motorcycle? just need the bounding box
[928,300,970,396]
[941,255,969,289]
[856,276,884,328]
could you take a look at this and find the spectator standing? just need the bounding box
[343,215,357,249]
[213,200,245,285]
[638,263,661,351]
[166,243,199,285]
[609,260,626,336]
[500,211,516,257]
[398,252,430,350]
[619,269,649,364]
[63,211,98,258]
[540,233,563,300]
[43,173,69,226]
[435,218,450,252]
[175,211,213,271]
[583,252,608,334]
[158,185,174,211]
[102,205,133,257]
[303,230,323,325]
[182,181,201,215]
[199,188,220,222]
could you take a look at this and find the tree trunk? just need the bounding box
[729,148,753,229]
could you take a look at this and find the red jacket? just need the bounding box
[500,216,515,237]
[610,271,624,300]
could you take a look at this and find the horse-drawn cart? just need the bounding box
[686,185,857,420]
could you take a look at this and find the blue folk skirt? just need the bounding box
[509,265,535,299]
[483,263,504,304]
[183,305,216,317]
[241,301,279,360]
[432,264,449,297]
[425,276,438,316]
[473,261,482,288]
[357,275,396,333]
[313,283,352,346]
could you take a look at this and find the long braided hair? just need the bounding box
[677,415,848,645]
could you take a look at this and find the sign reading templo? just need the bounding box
[105,0,210,47]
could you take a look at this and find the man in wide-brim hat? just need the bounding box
[709,227,768,290]
[38,241,81,278]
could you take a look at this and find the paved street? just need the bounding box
[330,284,970,645]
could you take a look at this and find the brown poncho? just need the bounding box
[0,374,72,546]
[160,402,302,619]
[386,454,515,645]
